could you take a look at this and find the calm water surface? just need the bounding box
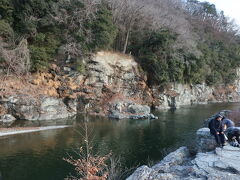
[0,103,240,180]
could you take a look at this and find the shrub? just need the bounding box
[0,20,13,40]
[76,60,86,74]
[30,45,49,72]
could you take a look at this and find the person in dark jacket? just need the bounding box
[208,114,225,147]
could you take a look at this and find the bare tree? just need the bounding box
[63,117,110,180]
[108,0,146,53]
[0,38,30,76]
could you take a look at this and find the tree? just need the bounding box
[90,4,117,50]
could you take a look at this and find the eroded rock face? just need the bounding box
[79,51,153,114]
[4,95,76,121]
[152,83,240,109]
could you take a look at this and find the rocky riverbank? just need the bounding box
[127,127,240,180]
[1,51,240,123]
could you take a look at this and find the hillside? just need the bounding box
[1,0,240,121]
[0,0,240,85]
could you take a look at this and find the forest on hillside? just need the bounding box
[0,0,240,86]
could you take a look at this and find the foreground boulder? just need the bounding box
[127,127,240,180]
[196,128,217,152]
[127,145,240,180]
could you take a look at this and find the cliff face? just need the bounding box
[1,51,240,121]
[152,82,240,109]
[78,51,153,114]
[81,51,240,112]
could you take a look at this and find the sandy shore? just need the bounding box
[0,125,70,137]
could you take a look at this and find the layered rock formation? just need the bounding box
[0,95,76,121]
[77,51,153,115]
[152,83,240,109]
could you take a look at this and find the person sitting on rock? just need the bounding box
[225,127,240,147]
[208,114,225,147]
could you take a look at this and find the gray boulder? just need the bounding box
[6,95,76,121]
[126,166,154,180]
[152,147,190,172]
[108,100,157,120]
[128,126,240,180]
[126,147,191,180]
[127,104,150,114]
[38,96,76,120]
[108,110,128,119]
[7,95,39,120]
[196,128,216,152]
[0,114,16,127]
[192,145,240,179]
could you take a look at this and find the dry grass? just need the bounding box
[97,50,133,60]
[0,74,53,97]
[0,70,82,98]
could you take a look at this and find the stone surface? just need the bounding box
[128,127,240,180]
[108,100,157,120]
[0,114,16,127]
[196,128,216,152]
[5,95,76,121]
[152,147,190,172]
[128,104,150,114]
[152,82,240,110]
[0,114,16,122]
[126,166,154,180]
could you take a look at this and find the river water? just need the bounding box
[0,103,240,180]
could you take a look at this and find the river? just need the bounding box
[0,103,240,180]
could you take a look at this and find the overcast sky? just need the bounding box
[199,0,240,26]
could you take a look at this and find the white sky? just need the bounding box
[199,0,240,26]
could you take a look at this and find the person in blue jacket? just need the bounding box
[222,117,235,130]
[208,114,225,147]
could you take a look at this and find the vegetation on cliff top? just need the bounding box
[0,0,240,86]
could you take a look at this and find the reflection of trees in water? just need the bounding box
[2,103,240,179]
[11,116,77,128]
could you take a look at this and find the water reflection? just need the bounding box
[11,116,77,128]
[0,103,240,180]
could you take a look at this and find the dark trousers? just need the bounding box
[211,132,225,145]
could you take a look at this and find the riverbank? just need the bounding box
[127,126,240,180]
[1,51,240,123]
[0,125,70,137]
[127,145,240,180]
[0,103,239,180]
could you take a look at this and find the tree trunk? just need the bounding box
[123,28,130,54]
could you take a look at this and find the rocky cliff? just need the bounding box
[1,51,240,122]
